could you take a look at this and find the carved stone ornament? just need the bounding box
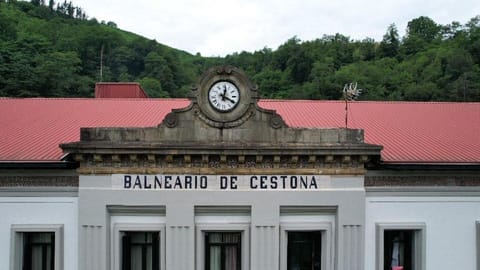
[269,114,284,129]
[163,112,178,128]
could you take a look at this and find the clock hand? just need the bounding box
[223,95,236,104]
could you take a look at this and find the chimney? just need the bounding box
[94,82,149,98]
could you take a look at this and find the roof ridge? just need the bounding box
[258,99,480,105]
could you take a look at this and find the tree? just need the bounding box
[441,21,464,40]
[286,45,313,84]
[308,59,337,99]
[406,16,440,42]
[137,77,168,98]
[0,8,17,41]
[253,67,288,98]
[404,82,440,101]
[442,49,476,101]
[0,42,38,96]
[143,52,177,96]
[402,16,440,55]
[353,38,376,61]
[378,24,400,58]
[273,36,301,71]
[465,16,480,64]
[34,51,82,96]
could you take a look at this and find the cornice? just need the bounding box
[72,153,372,175]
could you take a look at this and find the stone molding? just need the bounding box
[365,175,480,186]
[0,176,79,187]
[73,153,372,175]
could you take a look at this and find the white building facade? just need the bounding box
[1,66,479,270]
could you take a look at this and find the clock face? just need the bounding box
[208,81,240,112]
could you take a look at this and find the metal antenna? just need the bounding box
[100,44,104,82]
[343,82,362,128]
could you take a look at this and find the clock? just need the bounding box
[208,81,240,112]
[194,66,257,128]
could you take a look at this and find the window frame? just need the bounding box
[195,223,250,270]
[10,224,64,270]
[280,222,334,270]
[476,221,479,270]
[375,223,426,270]
[205,231,242,270]
[112,223,165,270]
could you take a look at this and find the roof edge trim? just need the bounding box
[0,161,78,169]
[369,162,480,171]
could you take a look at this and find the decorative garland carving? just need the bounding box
[215,65,234,75]
[196,108,256,129]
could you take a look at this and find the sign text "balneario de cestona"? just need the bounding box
[112,175,326,190]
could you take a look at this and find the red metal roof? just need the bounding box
[0,98,479,164]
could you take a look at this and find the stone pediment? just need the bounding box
[61,66,382,174]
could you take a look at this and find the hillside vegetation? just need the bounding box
[1,0,479,101]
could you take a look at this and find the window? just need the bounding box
[22,232,55,270]
[287,231,322,270]
[10,224,63,270]
[194,206,251,270]
[205,232,241,270]
[280,225,332,270]
[279,209,335,270]
[376,223,425,270]
[195,224,250,270]
[111,223,165,270]
[121,231,160,270]
[383,230,414,270]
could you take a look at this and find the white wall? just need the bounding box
[0,197,78,270]
[365,195,480,270]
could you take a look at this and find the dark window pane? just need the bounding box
[205,232,241,270]
[23,232,54,270]
[122,232,159,270]
[384,230,414,270]
[287,231,322,270]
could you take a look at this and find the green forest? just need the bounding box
[1,0,480,101]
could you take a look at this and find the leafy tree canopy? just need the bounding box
[0,0,479,101]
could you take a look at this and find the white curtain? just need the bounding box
[29,233,53,270]
[131,245,142,270]
[210,246,221,270]
[129,232,154,270]
[225,246,238,270]
[391,237,404,268]
[31,246,43,270]
[146,245,153,270]
[208,232,240,270]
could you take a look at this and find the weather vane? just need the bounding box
[342,82,362,128]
